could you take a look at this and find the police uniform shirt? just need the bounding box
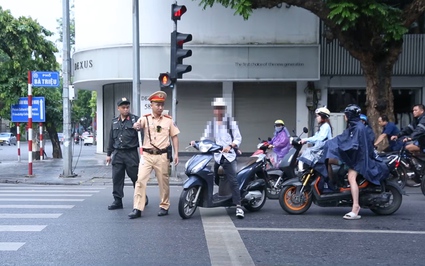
[139,114,180,150]
[107,114,139,156]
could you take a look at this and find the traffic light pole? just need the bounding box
[172,19,177,124]
[171,14,178,177]
[132,0,141,117]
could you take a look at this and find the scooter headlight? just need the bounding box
[190,158,209,174]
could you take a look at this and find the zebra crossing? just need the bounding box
[0,184,105,251]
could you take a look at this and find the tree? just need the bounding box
[195,0,425,136]
[0,7,63,158]
[72,90,94,133]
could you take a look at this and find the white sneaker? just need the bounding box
[236,207,244,219]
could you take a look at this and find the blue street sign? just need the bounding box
[11,97,46,122]
[32,71,60,87]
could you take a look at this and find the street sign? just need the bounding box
[11,97,46,122]
[32,71,60,87]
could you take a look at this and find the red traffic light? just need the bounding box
[158,73,174,89]
[172,4,186,21]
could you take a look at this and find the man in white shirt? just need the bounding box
[191,97,244,218]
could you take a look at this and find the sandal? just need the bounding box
[343,212,361,220]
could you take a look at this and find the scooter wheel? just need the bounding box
[178,186,200,219]
[279,185,312,214]
[421,178,425,196]
[370,184,402,215]
[244,187,267,212]
[266,174,281,200]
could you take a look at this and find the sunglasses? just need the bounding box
[156,125,162,133]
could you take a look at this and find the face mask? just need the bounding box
[275,126,283,132]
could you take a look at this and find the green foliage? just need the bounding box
[71,90,93,127]
[196,0,410,41]
[0,7,59,121]
[90,91,97,118]
[327,1,408,41]
[197,0,253,19]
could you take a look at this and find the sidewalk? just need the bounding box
[0,152,253,186]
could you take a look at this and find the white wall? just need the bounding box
[74,0,318,51]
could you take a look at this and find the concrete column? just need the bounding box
[96,89,104,154]
[223,81,234,116]
[296,81,309,136]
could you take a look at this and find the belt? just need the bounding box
[143,148,167,155]
[116,147,138,151]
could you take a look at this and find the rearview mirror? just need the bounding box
[303,127,308,133]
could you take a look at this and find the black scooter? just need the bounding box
[178,139,267,219]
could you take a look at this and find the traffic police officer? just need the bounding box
[128,91,180,219]
[106,97,140,210]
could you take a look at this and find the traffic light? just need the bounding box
[158,72,174,89]
[170,31,192,79]
[171,4,186,21]
[170,4,192,80]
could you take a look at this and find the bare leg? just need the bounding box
[327,158,339,189]
[347,169,360,215]
[406,144,420,154]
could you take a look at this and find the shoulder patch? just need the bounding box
[143,114,151,117]
[164,114,172,119]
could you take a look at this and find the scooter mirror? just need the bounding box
[303,127,308,133]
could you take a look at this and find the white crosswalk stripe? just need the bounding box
[0,242,25,251]
[0,205,74,209]
[0,198,84,202]
[0,184,103,251]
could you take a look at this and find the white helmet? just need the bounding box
[315,107,331,118]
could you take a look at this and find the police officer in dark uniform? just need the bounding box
[106,97,140,210]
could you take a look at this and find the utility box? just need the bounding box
[329,113,346,136]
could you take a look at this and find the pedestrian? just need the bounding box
[106,97,140,210]
[190,97,244,218]
[267,119,291,167]
[128,91,180,219]
[374,115,403,152]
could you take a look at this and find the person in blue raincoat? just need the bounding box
[360,114,376,147]
[314,104,389,220]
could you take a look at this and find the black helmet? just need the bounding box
[344,104,361,120]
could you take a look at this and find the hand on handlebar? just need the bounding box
[403,137,411,143]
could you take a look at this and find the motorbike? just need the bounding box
[178,139,268,219]
[251,138,282,199]
[255,129,309,199]
[278,132,404,216]
[74,134,80,145]
[377,145,424,189]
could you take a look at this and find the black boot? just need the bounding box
[108,198,123,210]
[128,209,142,219]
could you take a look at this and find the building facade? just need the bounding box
[73,0,322,153]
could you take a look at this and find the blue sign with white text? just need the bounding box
[32,71,60,87]
[11,97,46,122]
